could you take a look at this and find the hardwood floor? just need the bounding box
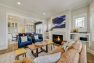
[87,52,94,63]
[0,50,94,63]
[0,43,94,63]
[0,43,18,54]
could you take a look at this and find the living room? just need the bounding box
[0,0,94,63]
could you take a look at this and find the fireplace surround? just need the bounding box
[52,34,63,45]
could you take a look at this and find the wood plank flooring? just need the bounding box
[87,52,94,63]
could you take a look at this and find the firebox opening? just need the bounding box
[52,34,63,45]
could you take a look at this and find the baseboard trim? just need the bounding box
[87,48,94,55]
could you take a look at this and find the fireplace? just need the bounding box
[52,34,63,45]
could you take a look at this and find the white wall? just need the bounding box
[71,7,89,32]
[0,6,8,50]
[90,0,94,41]
[43,20,48,40]
[90,0,94,51]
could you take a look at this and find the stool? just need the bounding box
[15,48,26,60]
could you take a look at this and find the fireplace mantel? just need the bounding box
[49,30,66,41]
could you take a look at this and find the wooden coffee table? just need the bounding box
[28,40,53,57]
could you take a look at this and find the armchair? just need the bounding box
[18,33,32,48]
[33,34,43,43]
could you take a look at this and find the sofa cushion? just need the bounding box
[79,44,87,63]
[34,52,61,63]
[67,41,75,47]
[64,41,75,51]
[71,40,82,53]
[57,49,79,63]
[54,46,65,53]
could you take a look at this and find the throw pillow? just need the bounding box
[21,36,27,42]
[34,35,39,39]
[63,41,75,51]
[34,52,61,63]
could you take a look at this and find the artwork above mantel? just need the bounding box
[51,15,66,30]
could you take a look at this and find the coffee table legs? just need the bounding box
[45,45,48,52]
[29,45,49,57]
[31,45,48,57]
[40,45,48,53]
[31,48,38,57]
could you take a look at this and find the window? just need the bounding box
[8,22,18,33]
[75,17,85,28]
[35,22,43,34]
[25,25,33,33]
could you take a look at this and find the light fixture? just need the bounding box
[17,2,21,5]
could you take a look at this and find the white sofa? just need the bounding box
[34,41,87,63]
[57,41,87,63]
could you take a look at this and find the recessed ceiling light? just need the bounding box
[17,2,21,5]
[43,12,46,15]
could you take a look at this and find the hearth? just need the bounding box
[52,34,63,45]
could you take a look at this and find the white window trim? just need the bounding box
[75,17,85,28]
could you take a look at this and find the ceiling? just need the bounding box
[0,0,91,19]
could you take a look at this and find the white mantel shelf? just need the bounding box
[70,32,90,43]
[70,32,90,34]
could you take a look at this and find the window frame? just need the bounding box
[74,17,85,28]
[35,22,43,34]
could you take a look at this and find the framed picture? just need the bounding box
[52,15,66,29]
